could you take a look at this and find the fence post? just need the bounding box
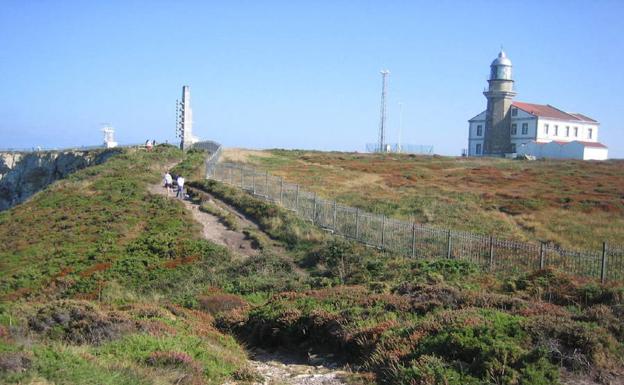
[446,230,452,259]
[355,208,360,240]
[279,177,284,204]
[381,215,386,249]
[489,235,494,271]
[252,169,256,195]
[539,242,545,269]
[240,166,244,188]
[265,171,269,198]
[312,192,317,224]
[601,242,608,284]
[295,184,299,212]
[411,222,416,258]
[332,200,337,231]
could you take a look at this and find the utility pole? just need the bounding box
[378,70,390,153]
[398,102,403,153]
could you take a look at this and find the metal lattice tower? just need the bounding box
[378,70,390,152]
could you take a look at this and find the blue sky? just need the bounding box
[1,1,623,157]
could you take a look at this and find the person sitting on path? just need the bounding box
[163,172,173,194]
[176,175,185,199]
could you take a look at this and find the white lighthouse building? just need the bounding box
[468,51,608,160]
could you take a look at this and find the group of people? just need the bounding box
[145,139,157,151]
[163,171,185,199]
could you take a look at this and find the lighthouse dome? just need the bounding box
[491,50,512,67]
[489,50,513,80]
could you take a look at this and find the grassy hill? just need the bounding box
[222,149,624,250]
[1,146,623,385]
[0,147,256,384]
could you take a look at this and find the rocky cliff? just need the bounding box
[0,149,121,211]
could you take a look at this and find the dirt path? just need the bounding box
[244,350,355,385]
[149,180,260,258]
[149,164,352,385]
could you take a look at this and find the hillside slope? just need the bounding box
[223,149,624,250]
[0,147,255,384]
[2,146,622,385]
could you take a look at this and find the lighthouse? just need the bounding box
[482,50,516,156]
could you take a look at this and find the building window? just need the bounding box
[511,108,518,116]
[566,126,570,137]
[476,125,482,136]
[511,123,517,135]
[544,124,549,135]
[574,127,578,137]
[476,144,482,155]
[511,143,516,152]
[522,123,528,135]
[588,128,593,139]
[554,125,559,136]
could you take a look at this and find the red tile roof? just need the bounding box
[532,140,607,149]
[576,141,608,148]
[512,101,597,123]
[569,113,598,123]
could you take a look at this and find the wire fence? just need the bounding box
[205,158,623,283]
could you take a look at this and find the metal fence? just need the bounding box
[206,161,623,283]
[193,141,222,173]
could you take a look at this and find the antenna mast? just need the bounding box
[378,70,390,152]
[398,102,403,153]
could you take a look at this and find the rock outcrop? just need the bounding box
[0,149,121,211]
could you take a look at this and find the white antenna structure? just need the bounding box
[398,102,403,153]
[101,123,118,148]
[378,69,390,153]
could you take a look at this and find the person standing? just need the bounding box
[164,172,173,194]
[176,175,185,199]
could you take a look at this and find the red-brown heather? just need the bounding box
[225,148,624,250]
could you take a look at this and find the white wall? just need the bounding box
[518,140,608,160]
[535,118,599,143]
[467,111,486,156]
[584,147,608,160]
[510,114,537,152]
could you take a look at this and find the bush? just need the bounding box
[198,292,248,315]
[0,352,31,373]
[27,300,134,345]
[145,350,198,369]
[525,315,619,371]
[391,355,479,385]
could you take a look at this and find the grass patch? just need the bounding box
[199,202,239,231]
[189,179,327,251]
[224,148,624,250]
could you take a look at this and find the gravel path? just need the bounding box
[244,350,354,385]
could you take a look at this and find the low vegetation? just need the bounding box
[0,146,253,384]
[222,148,624,250]
[1,147,622,385]
[199,201,240,231]
[190,176,624,385]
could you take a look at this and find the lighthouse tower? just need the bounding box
[483,50,516,156]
